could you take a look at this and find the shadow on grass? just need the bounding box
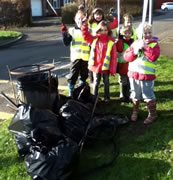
[155,80,173,87]
[155,89,173,102]
[78,153,171,180]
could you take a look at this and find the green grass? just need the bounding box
[0,31,22,40]
[0,56,173,180]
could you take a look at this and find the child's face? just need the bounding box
[123,31,132,40]
[124,17,132,26]
[94,12,103,22]
[75,13,85,28]
[143,29,152,43]
[98,26,108,35]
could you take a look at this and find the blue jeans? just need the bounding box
[93,73,110,99]
[129,78,155,102]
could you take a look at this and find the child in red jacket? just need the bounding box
[82,20,117,101]
[88,8,118,35]
[124,23,160,124]
[88,8,118,84]
[116,25,134,103]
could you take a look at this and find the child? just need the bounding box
[122,13,137,40]
[116,25,134,103]
[88,8,118,84]
[88,8,118,36]
[124,23,160,124]
[82,20,117,101]
[61,10,90,96]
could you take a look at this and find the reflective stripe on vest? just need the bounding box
[129,42,157,75]
[89,38,114,70]
[69,28,90,61]
[131,28,137,40]
[118,42,129,63]
[88,22,98,35]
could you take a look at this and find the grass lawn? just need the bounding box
[0,55,173,180]
[0,31,22,40]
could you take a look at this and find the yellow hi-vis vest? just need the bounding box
[128,42,157,75]
[88,22,98,36]
[131,27,137,40]
[118,42,129,63]
[89,38,115,70]
[69,28,90,62]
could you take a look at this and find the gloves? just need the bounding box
[109,8,117,18]
[132,40,145,55]
[61,24,67,34]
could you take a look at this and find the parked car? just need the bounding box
[161,2,173,11]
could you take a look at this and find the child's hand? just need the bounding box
[138,40,145,49]
[61,24,67,34]
[109,8,117,18]
[132,41,141,55]
[82,17,88,25]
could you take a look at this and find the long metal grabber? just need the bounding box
[79,94,99,153]
[1,91,18,109]
[46,0,58,16]
[117,0,120,35]
[149,0,153,26]
[140,0,149,39]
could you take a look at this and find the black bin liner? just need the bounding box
[9,104,63,156]
[16,73,58,110]
[24,138,79,180]
[59,100,93,143]
[72,82,96,103]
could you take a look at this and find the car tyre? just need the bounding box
[163,8,168,12]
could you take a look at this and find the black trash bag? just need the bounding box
[59,100,92,143]
[8,104,33,134]
[9,104,64,155]
[72,82,96,103]
[30,109,64,147]
[24,138,79,180]
[88,114,129,139]
[16,73,59,110]
[15,133,35,157]
[52,94,71,115]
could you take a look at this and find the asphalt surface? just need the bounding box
[0,12,173,121]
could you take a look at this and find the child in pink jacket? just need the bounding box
[124,23,160,124]
[82,20,117,101]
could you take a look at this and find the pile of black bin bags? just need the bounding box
[8,81,129,180]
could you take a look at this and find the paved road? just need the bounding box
[0,12,173,121]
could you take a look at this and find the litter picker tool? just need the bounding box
[117,0,120,36]
[139,0,149,39]
[148,0,153,26]
[79,94,99,152]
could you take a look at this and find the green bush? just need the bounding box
[61,2,78,24]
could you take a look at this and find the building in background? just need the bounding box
[31,0,73,17]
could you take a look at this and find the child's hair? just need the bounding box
[88,8,104,24]
[136,23,152,38]
[123,13,134,23]
[74,10,85,20]
[121,25,132,35]
[78,4,85,13]
[143,23,152,32]
[96,20,112,36]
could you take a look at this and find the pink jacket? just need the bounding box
[123,39,160,80]
[81,24,117,76]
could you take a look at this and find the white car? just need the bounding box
[161,2,173,11]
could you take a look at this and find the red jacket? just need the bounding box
[81,24,117,76]
[116,38,134,75]
[123,39,160,80]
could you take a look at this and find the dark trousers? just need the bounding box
[68,59,88,85]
